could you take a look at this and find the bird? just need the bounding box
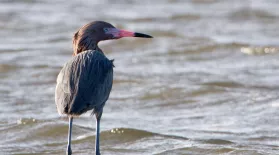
[55,21,153,155]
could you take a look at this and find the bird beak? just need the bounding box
[105,28,153,38]
[118,29,153,38]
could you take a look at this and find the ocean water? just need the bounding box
[1,0,279,154]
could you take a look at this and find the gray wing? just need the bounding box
[55,50,114,116]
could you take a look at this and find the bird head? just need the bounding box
[73,21,153,55]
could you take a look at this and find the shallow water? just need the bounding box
[1,0,279,154]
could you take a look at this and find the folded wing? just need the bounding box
[55,50,114,116]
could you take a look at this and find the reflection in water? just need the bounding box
[1,0,279,154]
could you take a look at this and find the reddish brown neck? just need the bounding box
[72,44,102,56]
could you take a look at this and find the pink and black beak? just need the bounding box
[134,32,153,38]
[104,28,153,39]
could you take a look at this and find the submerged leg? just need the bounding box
[67,117,73,155]
[95,111,103,155]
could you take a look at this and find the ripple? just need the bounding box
[156,147,235,155]
[228,8,278,20]
[201,81,244,88]
[241,47,279,55]
[203,138,234,145]
[170,14,200,20]
[76,127,188,144]
[0,64,19,74]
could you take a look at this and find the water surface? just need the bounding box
[1,0,279,154]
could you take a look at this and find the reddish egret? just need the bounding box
[55,21,152,155]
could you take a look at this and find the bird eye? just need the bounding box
[103,28,109,32]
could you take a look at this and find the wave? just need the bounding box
[228,8,278,21]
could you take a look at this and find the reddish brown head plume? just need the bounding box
[72,21,153,56]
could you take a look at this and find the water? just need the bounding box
[1,0,279,154]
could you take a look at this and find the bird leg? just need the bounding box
[95,111,103,155]
[67,117,73,155]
